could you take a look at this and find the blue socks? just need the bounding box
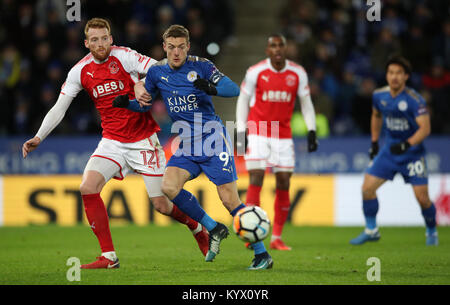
[363,198,437,235]
[200,213,218,232]
[230,203,267,255]
[172,189,217,231]
[363,198,379,230]
[422,203,437,235]
[230,204,246,217]
[172,195,269,256]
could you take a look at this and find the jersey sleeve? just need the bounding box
[60,66,83,98]
[144,68,159,96]
[240,68,257,97]
[412,95,428,117]
[372,93,381,112]
[297,68,310,98]
[199,58,225,85]
[113,46,156,75]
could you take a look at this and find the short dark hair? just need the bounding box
[163,24,190,43]
[268,33,287,44]
[385,55,412,75]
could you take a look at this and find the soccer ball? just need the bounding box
[233,206,270,243]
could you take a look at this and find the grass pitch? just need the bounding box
[0,225,449,285]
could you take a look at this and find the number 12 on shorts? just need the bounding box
[140,150,155,168]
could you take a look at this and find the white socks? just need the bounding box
[102,251,117,261]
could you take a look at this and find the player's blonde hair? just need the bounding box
[84,18,111,38]
[162,24,190,43]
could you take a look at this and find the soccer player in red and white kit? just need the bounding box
[236,34,318,250]
[22,18,208,269]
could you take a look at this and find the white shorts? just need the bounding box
[84,133,166,197]
[244,134,295,173]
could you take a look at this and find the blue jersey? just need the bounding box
[144,56,225,142]
[368,86,429,184]
[141,55,239,185]
[373,86,428,159]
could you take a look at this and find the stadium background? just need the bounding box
[0,0,449,227]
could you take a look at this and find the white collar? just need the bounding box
[267,58,288,73]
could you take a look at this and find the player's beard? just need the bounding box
[91,46,111,62]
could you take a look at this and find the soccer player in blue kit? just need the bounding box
[114,25,273,269]
[350,56,438,246]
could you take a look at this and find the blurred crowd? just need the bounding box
[0,0,449,140]
[0,0,235,139]
[281,0,450,136]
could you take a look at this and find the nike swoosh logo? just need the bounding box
[107,261,119,269]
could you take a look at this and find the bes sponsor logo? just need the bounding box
[92,80,124,98]
[262,90,292,103]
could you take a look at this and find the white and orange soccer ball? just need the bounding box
[233,206,270,243]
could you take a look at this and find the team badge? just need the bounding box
[285,75,296,87]
[398,100,408,111]
[187,70,198,82]
[109,61,119,74]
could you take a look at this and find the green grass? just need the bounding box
[0,225,449,285]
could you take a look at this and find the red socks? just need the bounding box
[170,204,198,231]
[246,184,262,206]
[273,189,290,237]
[82,193,115,253]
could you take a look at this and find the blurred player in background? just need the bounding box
[235,34,318,250]
[115,24,274,270]
[22,18,209,269]
[350,55,438,246]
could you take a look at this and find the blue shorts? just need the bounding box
[367,150,428,185]
[167,153,238,186]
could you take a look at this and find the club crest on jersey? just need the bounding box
[285,74,297,87]
[109,61,120,74]
[187,71,198,82]
[398,100,408,111]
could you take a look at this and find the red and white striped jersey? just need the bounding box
[240,58,310,139]
[61,46,159,143]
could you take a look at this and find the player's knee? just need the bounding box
[361,185,377,200]
[161,181,181,200]
[249,171,264,186]
[79,181,102,195]
[275,178,290,190]
[151,196,171,215]
[416,194,431,208]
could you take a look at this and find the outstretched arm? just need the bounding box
[23,93,74,158]
[215,76,240,97]
[194,76,240,97]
